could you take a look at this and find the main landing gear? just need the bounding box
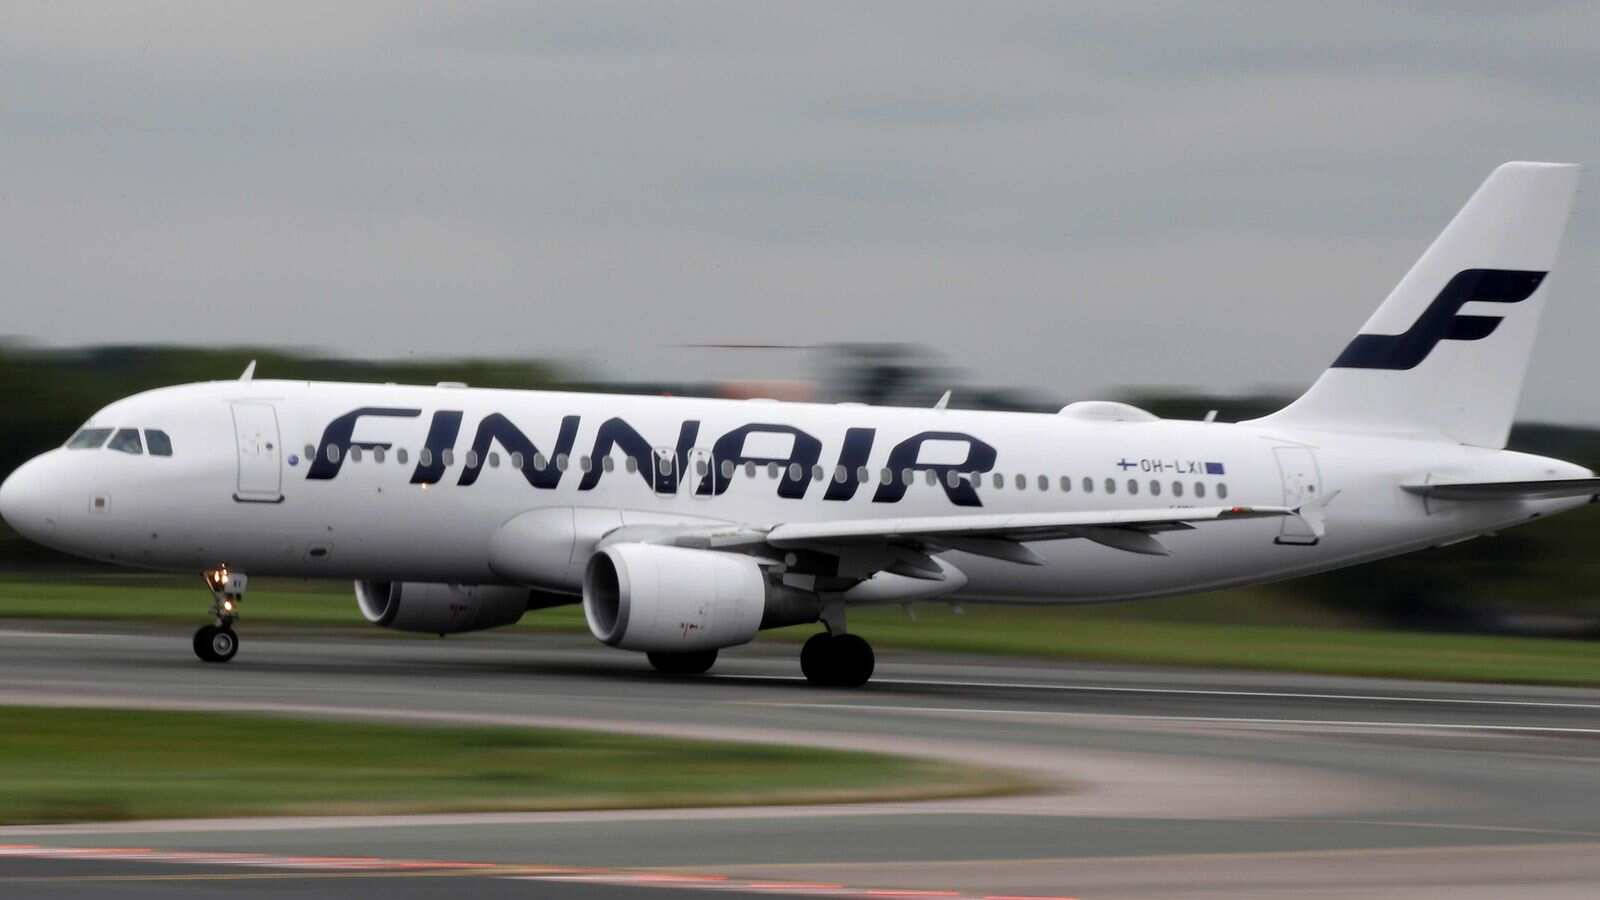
[800,603,875,687]
[194,566,245,664]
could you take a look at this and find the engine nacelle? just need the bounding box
[582,543,818,652]
[354,580,532,635]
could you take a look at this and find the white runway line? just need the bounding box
[754,701,1600,735]
[714,673,1600,712]
[0,629,130,640]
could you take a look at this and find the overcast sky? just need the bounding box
[4,2,1599,420]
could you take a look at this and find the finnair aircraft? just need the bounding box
[2,162,1594,686]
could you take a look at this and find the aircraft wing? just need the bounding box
[610,504,1301,565]
[1401,478,1600,501]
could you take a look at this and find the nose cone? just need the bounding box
[0,456,60,542]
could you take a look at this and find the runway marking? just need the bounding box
[715,673,1600,712]
[0,844,1027,898]
[752,701,1600,735]
[0,629,128,641]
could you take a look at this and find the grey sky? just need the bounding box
[5,2,1600,421]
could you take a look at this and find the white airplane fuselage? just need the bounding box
[4,378,1586,604]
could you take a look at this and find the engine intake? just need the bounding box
[354,580,533,635]
[583,543,818,652]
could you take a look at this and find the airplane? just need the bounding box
[2,161,1595,687]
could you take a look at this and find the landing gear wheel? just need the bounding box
[193,625,238,663]
[647,649,718,676]
[800,632,875,688]
[831,634,874,687]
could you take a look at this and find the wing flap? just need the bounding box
[765,505,1295,546]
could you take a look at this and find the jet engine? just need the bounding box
[582,543,819,652]
[354,580,533,635]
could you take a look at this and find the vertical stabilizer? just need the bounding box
[1254,162,1580,448]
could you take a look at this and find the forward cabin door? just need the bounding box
[1272,446,1321,545]
[232,402,284,503]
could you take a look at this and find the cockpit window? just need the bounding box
[108,428,144,455]
[145,430,173,457]
[67,428,113,449]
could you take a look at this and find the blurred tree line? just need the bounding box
[2,343,1597,636]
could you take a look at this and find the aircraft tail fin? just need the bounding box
[1253,162,1580,448]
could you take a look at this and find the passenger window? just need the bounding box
[374,447,386,464]
[463,450,476,468]
[1060,476,1071,493]
[419,448,432,467]
[1150,480,1160,496]
[745,461,757,478]
[66,428,114,449]
[790,463,804,482]
[925,469,938,486]
[488,452,500,468]
[1172,481,1183,497]
[881,467,894,485]
[145,430,174,457]
[108,428,143,455]
[1194,482,1206,499]
[327,445,341,464]
[992,473,1004,490]
[578,455,592,473]
[813,464,826,482]
[767,462,780,479]
[627,456,640,474]
[1015,473,1026,490]
[350,446,363,463]
[555,453,569,471]
[1104,478,1116,494]
[857,466,871,484]
[303,444,315,461]
[1127,479,1138,495]
[602,456,614,472]
[1038,474,1048,492]
[1218,483,1229,499]
[834,465,848,484]
[659,455,673,477]
[441,449,455,467]
[947,470,961,489]
[398,448,409,465]
[510,451,523,469]
[533,452,547,471]
[721,460,735,479]
[1082,477,1093,493]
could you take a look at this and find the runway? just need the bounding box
[3,623,1600,898]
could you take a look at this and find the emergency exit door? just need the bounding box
[232,402,283,503]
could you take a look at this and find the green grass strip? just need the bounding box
[0,706,1023,824]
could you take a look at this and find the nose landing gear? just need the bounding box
[194,566,245,663]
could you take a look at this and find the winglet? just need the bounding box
[239,360,256,382]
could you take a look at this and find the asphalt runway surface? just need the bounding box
[3,623,1600,898]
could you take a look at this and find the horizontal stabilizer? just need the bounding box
[1402,478,1600,501]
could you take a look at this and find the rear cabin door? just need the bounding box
[232,402,283,503]
[1272,446,1321,545]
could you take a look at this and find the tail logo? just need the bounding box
[1330,268,1546,371]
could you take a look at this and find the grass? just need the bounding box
[0,706,1021,824]
[3,575,1600,686]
